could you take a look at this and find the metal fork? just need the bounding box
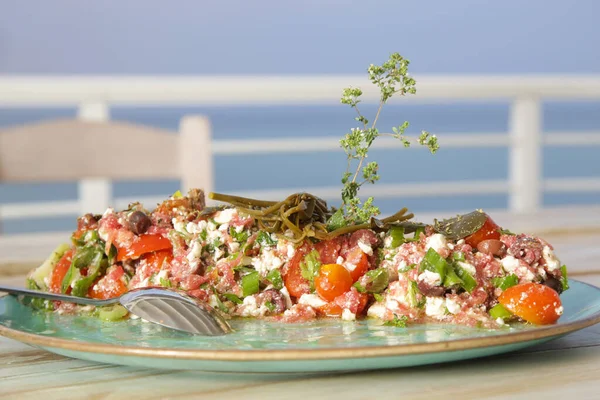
[0,285,233,336]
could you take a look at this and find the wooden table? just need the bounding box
[1,223,600,399]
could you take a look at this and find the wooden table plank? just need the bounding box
[1,340,599,400]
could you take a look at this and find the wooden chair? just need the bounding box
[0,116,213,226]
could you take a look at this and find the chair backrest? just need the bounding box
[0,115,213,216]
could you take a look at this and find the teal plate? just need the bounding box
[1,280,600,373]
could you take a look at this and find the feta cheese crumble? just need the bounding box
[357,240,373,256]
[298,294,327,309]
[457,261,477,276]
[543,246,561,271]
[418,270,442,286]
[425,234,448,253]
[341,309,356,321]
[367,303,387,319]
[425,297,446,318]
[251,250,283,276]
[555,306,564,315]
[214,208,237,224]
[445,298,461,315]
[239,296,269,317]
[500,256,521,274]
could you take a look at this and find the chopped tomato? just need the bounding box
[283,243,312,299]
[498,282,563,325]
[315,237,343,264]
[88,266,128,300]
[318,290,369,317]
[116,234,172,261]
[355,292,369,315]
[344,247,369,282]
[154,198,189,216]
[49,249,75,293]
[315,263,353,301]
[320,302,343,317]
[465,215,501,247]
[142,249,174,274]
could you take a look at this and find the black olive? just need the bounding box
[128,211,151,235]
[417,280,446,297]
[542,277,563,294]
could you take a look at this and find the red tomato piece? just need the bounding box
[283,243,313,299]
[498,282,563,325]
[314,237,343,264]
[344,247,369,282]
[116,234,172,261]
[49,249,75,294]
[88,266,128,300]
[465,215,501,247]
[315,263,353,302]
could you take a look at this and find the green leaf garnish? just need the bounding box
[300,250,321,288]
[241,271,260,297]
[492,274,519,291]
[384,314,409,328]
[353,268,389,294]
[159,277,173,288]
[229,226,249,243]
[266,269,284,290]
[560,265,570,291]
[256,231,276,247]
[223,293,243,304]
[333,52,437,228]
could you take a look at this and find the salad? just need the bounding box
[26,189,568,328]
[25,52,568,328]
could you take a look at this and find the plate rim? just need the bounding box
[1,279,599,362]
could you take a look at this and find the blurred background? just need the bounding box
[1,0,599,235]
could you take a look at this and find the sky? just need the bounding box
[1,0,599,75]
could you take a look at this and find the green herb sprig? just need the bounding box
[332,53,439,229]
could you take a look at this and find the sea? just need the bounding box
[1,101,599,234]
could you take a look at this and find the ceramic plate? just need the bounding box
[1,280,599,373]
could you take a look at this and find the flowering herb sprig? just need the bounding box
[328,53,439,230]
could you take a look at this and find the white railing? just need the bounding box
[1,75,600,223]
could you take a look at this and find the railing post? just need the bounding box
[78,179,112,215]
[509,96,542,214]
[77,101,110,122]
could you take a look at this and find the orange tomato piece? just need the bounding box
[142,249,174,274]
[315,263,353,302]
[345,247,369,282]
[116,234,172,261]
[465,215,501,247]
[498,282,563,325]
[320,302,343,317]
[49,249,75,293]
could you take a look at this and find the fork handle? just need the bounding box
[0,285,116,306]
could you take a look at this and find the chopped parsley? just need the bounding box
[229,226,249,243]
[384,314,408,328]
[256,231,276,248]
[266,269,284,290]
[159,277,172,288]
[223,293,243,304]
[300,250,321,288]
